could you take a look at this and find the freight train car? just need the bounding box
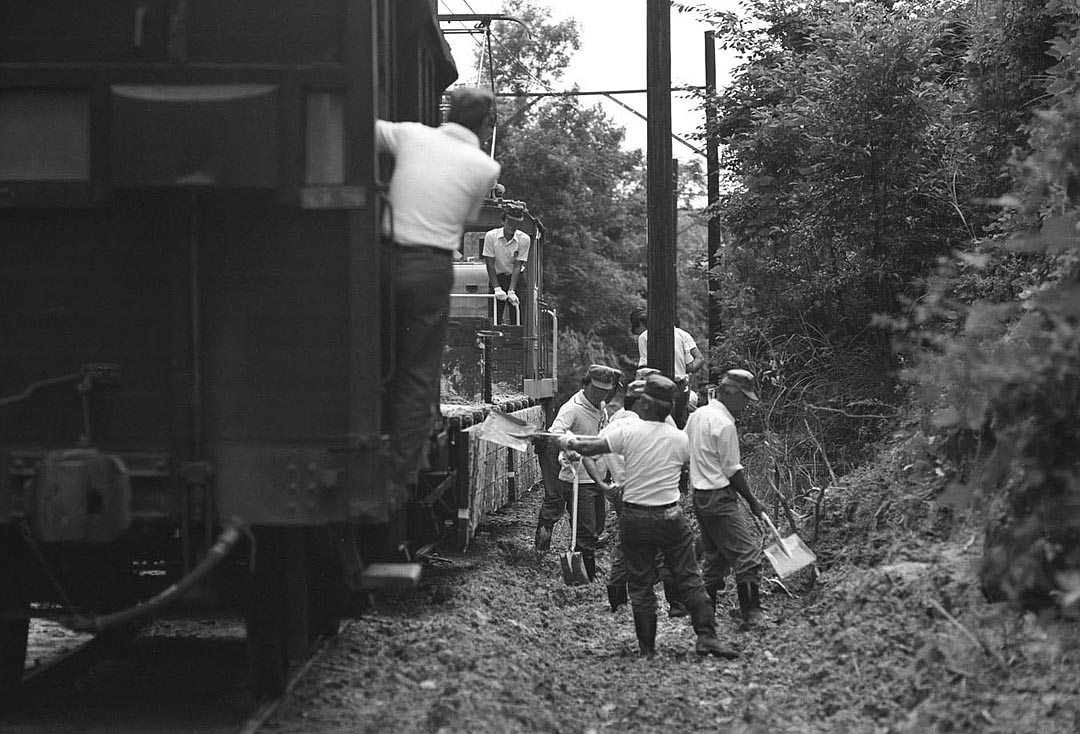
[0,0,552,702]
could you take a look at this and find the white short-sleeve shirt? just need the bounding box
[685,399,743,490]
[375,121,500,251]
[637,327,698,378]
[482,228,531,275]
[602,418,688,506]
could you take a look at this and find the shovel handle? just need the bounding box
[568,463,580,553]
[760,512,793,558]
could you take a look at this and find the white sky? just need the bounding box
[439,1,742,165]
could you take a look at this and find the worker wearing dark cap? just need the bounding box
[482,201,531,324]
[560,375,739,659]
[534,364,616,582]
[685,369,767,629]
[586,372,688,618]
[375,87,500,505]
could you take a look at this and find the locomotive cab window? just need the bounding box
[0,90,91,181]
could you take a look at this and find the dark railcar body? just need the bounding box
[0,0,472,700]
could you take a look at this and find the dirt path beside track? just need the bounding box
[269,479,1080,734]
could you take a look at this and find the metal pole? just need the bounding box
[705,31,721,384]
[647,0,675,379]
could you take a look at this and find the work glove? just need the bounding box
[603,483,623,502]
[748,497,766,519]
[556,433,576,452]
[507,291,519,307]
[493,286,507,301]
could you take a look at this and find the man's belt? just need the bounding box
[621,501,678,510]
[380,237,452,257]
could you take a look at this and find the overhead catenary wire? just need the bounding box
[483,23,705,158]
[440,0,488,84]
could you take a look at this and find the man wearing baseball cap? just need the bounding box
[584,369,690,617]
[685,369,767,630]
[482,200,531,324]
[561,374,739,659]
[533,364,617,581]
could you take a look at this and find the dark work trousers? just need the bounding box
[619,504,717,637]
[490,272,524,325]
[381,243,454,498]
[608,499,674,587]
[693,488,764,587]
[538,478,603,553]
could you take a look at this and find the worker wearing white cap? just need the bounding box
[533,364,617,582]
[482,201,531,324]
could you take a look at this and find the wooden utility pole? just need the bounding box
[646,0,675,379]
[705,30,721,384]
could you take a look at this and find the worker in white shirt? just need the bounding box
[482,202,531,324]
[628,307,705,428]
[375,87,499,502]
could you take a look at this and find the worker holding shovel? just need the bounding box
[685,369,767,630]
[533,364,618,582]
[559,374,738,660]
[585,369,688,618]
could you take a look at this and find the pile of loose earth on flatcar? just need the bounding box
[269,455,1080,734]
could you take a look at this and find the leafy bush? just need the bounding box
[894,6,1080,610]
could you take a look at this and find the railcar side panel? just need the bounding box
[198,194,352,524]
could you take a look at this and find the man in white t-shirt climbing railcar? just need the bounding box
[375,87,500,505]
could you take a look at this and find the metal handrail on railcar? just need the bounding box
[449,292,521,327]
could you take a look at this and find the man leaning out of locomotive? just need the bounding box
[375,87,500,500]
[533,364,616,581]
[483,202,531,324]
[558,375,738,659]
[685,369,767,630]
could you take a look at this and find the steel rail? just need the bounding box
[236,620,356,734]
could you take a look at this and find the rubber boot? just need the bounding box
[583,552,597,583]
[633,611,657,659]
[686,590,739,659]
[705,581,721,609]
[663,582,688,618]
[534,523,552,553]
[737,582,764,630]
[607,582,628,612]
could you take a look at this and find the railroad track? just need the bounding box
[1,617,353,734]
[237,621,354,734]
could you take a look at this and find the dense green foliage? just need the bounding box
[687,0,1080,609]
[891,1,1080,611]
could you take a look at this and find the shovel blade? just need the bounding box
[560,551,589,586]
[764,533,817,579]
[468,412,536,452]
